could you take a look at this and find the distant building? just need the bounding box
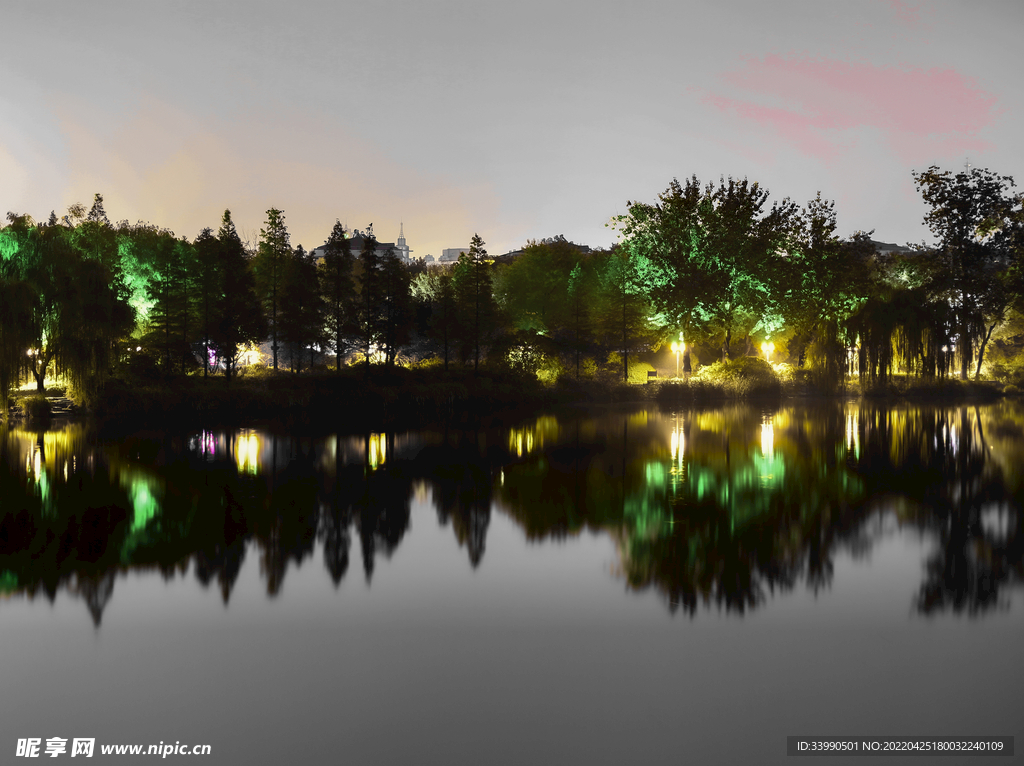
[440,248,469,262]
[312,223,414,264]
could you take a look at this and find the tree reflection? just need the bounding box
[1,403,1022,623]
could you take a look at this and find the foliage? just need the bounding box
[213,211,265,379]
[912,165,1022,379]
[691,357,782,398]
[453,234,497,372]
[23,394,52,421]
[318,220,355,371]
[254,208,291,370]
[279,244,324,372]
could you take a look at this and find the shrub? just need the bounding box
[23,395,52,420]
[1004,384,1021,395]
[692,357,781,398]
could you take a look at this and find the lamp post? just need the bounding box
[760,340,775,364]
[671,341,680,378]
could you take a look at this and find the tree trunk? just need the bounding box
[974,322,996,380]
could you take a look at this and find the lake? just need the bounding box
[2,401,1022,764]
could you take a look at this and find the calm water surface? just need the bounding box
[2,402,1022,765]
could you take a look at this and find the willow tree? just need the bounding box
[0,278,34,408]
[913,165,1020,379]
[782,199,874,389]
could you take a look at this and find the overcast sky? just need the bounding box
[2,0,1021,258]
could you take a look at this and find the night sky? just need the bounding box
[2,0,1021,257]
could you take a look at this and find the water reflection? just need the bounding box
[2,400,1022,623]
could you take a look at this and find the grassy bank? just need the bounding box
[8,358,1016,432]
[81,366,556,430]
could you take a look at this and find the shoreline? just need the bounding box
[6,369,1014,435]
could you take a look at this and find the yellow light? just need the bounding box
[761,421,774,457]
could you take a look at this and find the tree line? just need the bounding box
[2,165,1023,404]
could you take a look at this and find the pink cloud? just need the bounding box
[882,0,923,27]
[702,55,997,164]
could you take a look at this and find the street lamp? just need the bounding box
[671,341,680,378]
[761,340,775,364]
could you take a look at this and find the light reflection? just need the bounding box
[846,409,860,459]
[368,433,386,469]
[507,416,559,458]
[235,430,261,474]
[760,420,774,458]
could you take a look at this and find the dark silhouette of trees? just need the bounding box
[279,244,323,372]
[213,210,265,379]
[377,248,414,366]
[913,165,1021,379]
[411,266,458,371]
[354,228,382,371]
[255,208,290,371]
[454,234,496,372]
[318,220,355,372]
[193,227,220,377]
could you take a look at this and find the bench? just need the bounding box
[647,370,658,383]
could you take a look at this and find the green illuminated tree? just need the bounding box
[595,246,656,382]
[144,234,196,374]
[615,177,727,347]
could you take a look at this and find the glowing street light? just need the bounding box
[760,340,775,364]
[671,332,685,379]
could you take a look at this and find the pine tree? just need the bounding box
[455,233,495,372]
[355,228,382,371]
[214,210,265,379]
[318,220,354,371]
[255,208,290,370]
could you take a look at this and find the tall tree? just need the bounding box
[377,248,414,366]
[913,165,1020,379]
[596,246,654,382]
[213,210,265,379]
[566,259,599,379]
[615,177,726,347]
[411,266,458,371]
[355,228,382,371]
[144,234,195,374]
[454,234,495,372]
[255,208,290,371]
[318,221,355,372]
[193,227,221,377]
[279,244,323,372]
